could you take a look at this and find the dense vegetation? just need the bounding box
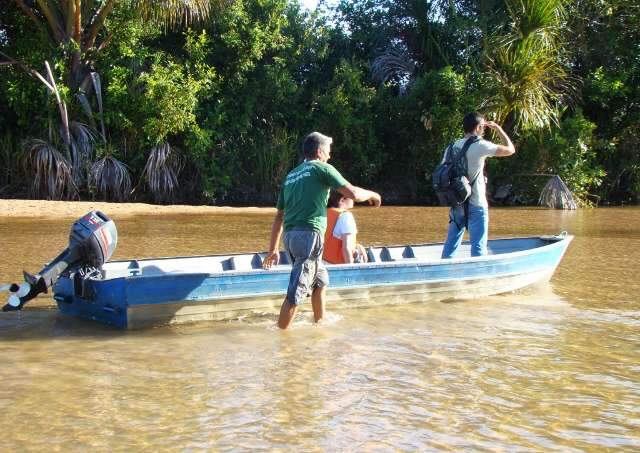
[0,0,638,205]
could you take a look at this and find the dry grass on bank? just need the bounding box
[0,199,274,219]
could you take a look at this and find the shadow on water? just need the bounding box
[0,309,126,341]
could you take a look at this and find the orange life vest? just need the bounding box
[323,208,356,264]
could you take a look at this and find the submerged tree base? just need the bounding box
[539,176,578,210]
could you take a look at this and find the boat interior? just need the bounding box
[97,237,559,280]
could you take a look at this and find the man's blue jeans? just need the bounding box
[441,203,488,258]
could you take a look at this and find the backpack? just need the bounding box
[432,136,480,207]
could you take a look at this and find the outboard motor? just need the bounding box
[1,211,117,311]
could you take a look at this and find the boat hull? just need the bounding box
[53,235,572,328]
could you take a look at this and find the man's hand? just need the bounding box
[484,120,501,130]
[367,192,382,207]
[338,185,382,207]
[484,120,515,156]
[262,251,280,269]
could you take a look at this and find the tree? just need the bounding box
[1,0,223,199]
[482,0,574,131]
[5,0,217,92]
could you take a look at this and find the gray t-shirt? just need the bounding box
[442,138,498,207]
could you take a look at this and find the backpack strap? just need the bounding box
[443,144,454,163]
[460,136,480,229]
[461,135,481,185]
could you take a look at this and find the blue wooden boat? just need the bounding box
[51,233,573,328]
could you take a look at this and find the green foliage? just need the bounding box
[484,0,572,131]
[0,133,20,194]
[536,112,604,205]
[499,112,604,205]
[373,67,481,200]
[138,60,211,144]
[568,0,640,203]
[0,0,638,205]
[252,128,298,202]
[312,60,380,184]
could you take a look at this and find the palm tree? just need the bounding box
[89,147,132,202]
[483,0,574,131]
[367,0,454,90]
[139,142,183,203]
[24,138,78,200]
[9,0,218,92]
[3,0,223,200]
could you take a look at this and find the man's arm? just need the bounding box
[337,184,382,207]
[485,121,515,157]
[262,209,284,269]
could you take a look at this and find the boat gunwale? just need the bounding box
[96,234,573,282]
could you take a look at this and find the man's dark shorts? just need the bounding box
[283,228,329,305]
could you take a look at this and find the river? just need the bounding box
[1,206,639,451]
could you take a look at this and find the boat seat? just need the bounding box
[367,247,384,263]
[403,246,416,258]
[127,260,141,276]
[229,254,263,271]
[380,246,415,261]
[251,252,291,267]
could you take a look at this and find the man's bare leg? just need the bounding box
[278,298,298,329]
[311,286,326,323]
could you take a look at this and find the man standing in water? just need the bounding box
[263,132,382,329]
[441,112,515,258]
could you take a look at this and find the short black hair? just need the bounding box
[463,112,484,134]
[327,190,343,208]
[302,131,332,158]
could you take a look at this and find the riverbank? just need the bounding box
[0,199,273,218]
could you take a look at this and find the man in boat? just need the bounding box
[323,191,368,264]
[263,132,382,329]
[441,112,516,258]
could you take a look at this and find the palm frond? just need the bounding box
[484,44,567,128]
[68,121,98,185]
[90,72,107,142]
[539,175,577,209]
[507,0,566,43]
[483,0,574,131]
[89,154,132,202]
[24,139,78,200]
[134,0,216,29]
[76,92,96,128]
[140,142,184,203]
[371,47,417,88]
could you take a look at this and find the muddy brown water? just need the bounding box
[1,207,639,450]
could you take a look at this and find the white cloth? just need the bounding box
[443,138,498,207]
[332,211,357,239]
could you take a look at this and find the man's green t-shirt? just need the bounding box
[276,160,349,234]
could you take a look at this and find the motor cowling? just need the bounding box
[2,211,117,311]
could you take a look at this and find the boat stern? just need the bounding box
[53,276,128,328]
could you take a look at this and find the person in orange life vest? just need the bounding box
[323,191,369,264]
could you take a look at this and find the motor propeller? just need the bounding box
[2,211,118,312]
[0,282,32,310]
